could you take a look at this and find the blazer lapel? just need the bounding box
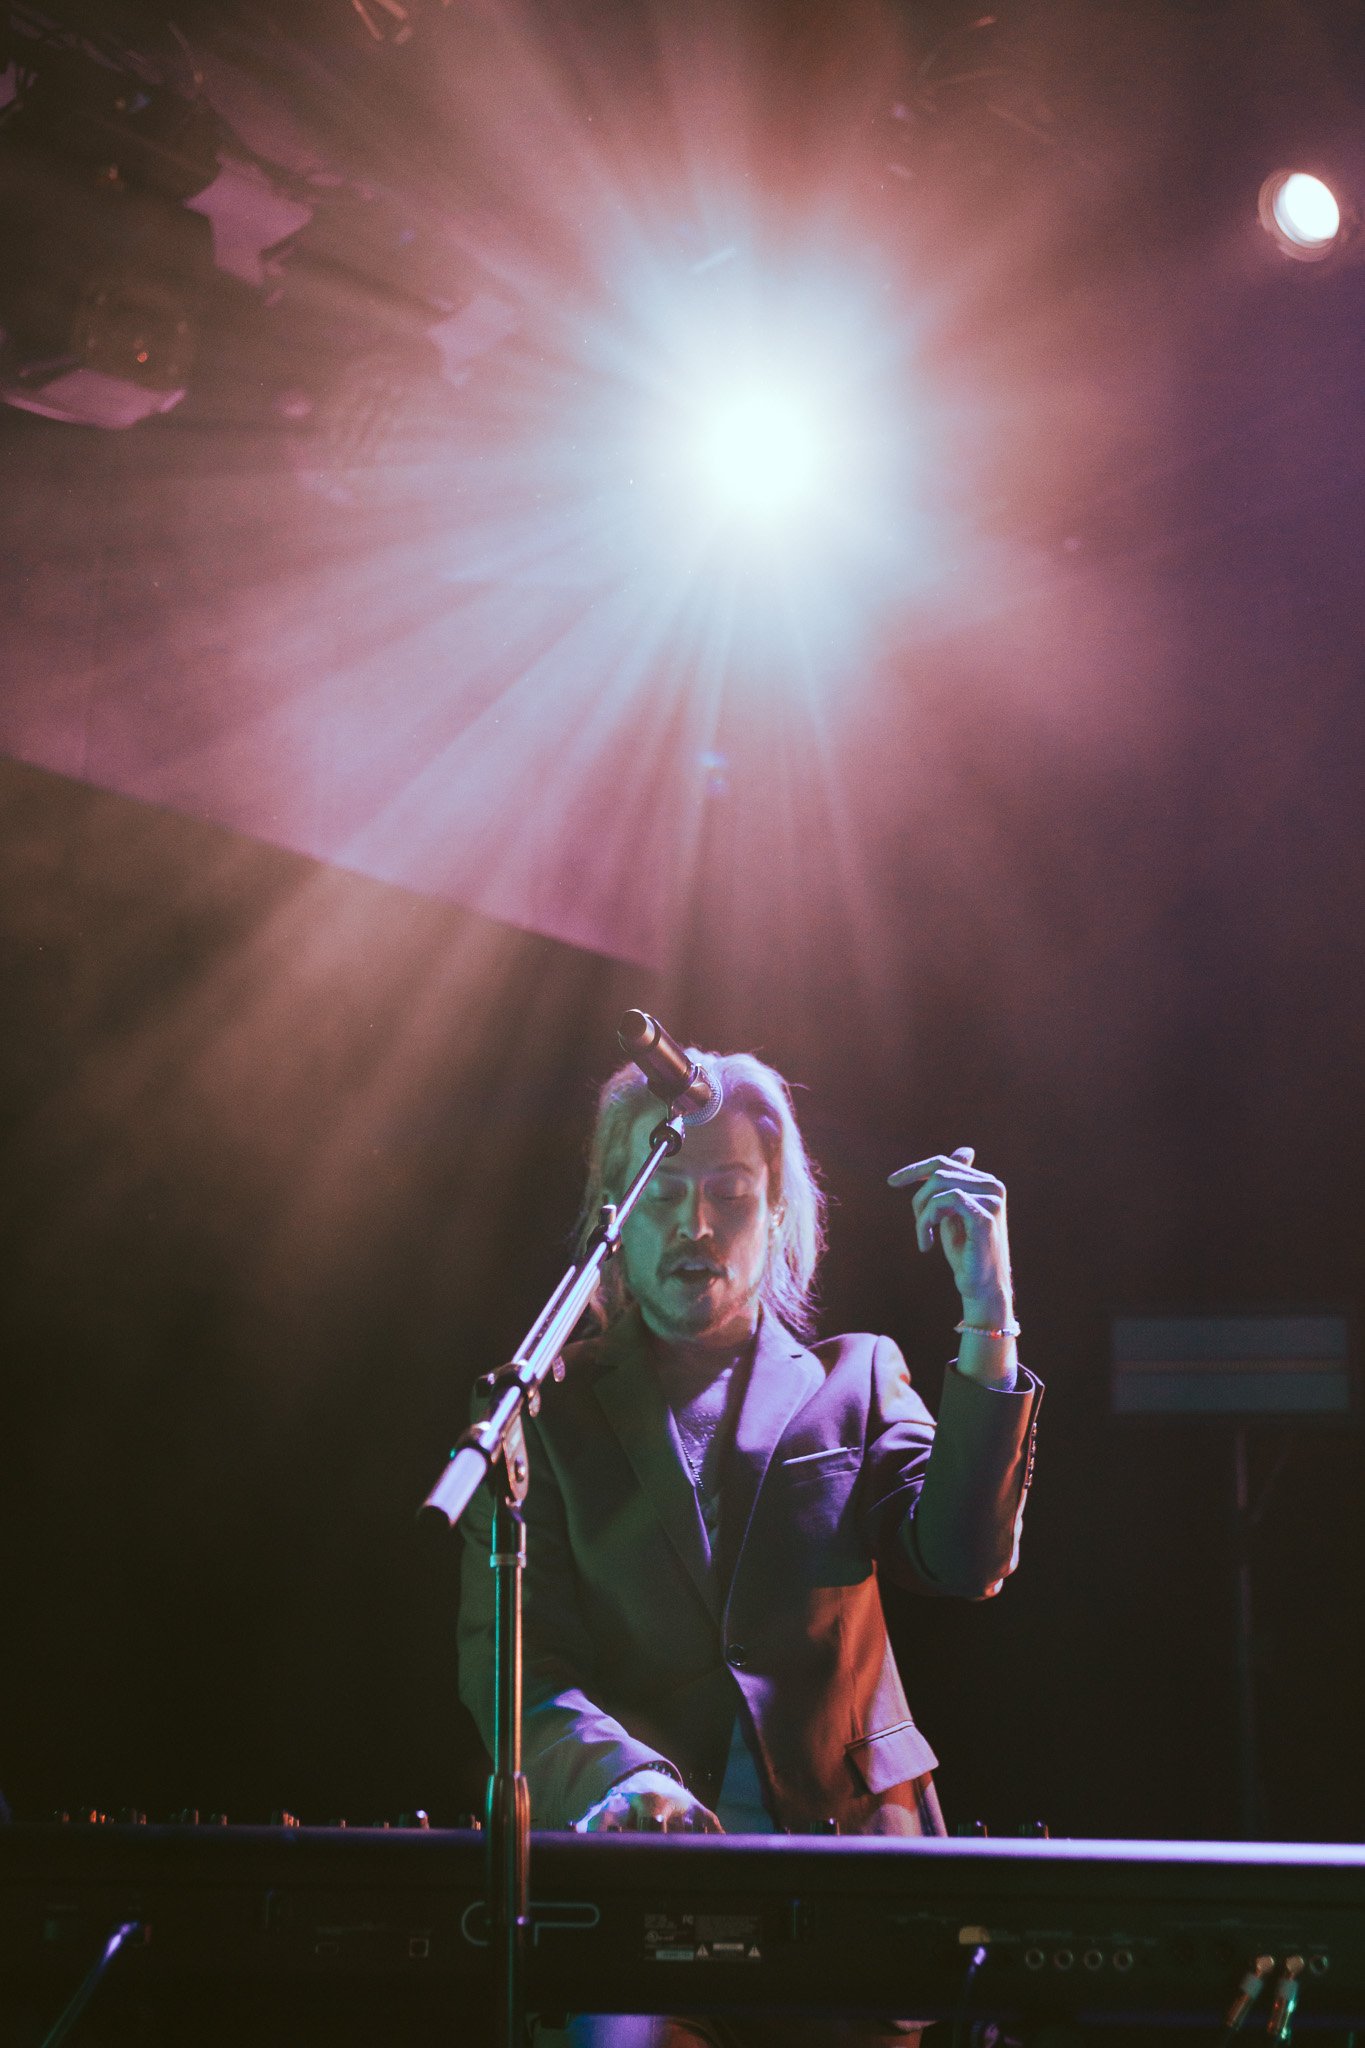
[720,1310,824,1595]
[592,1310,719,1620]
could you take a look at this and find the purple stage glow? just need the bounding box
[4,0,1365,1851]
[0,0,1246,980]
[0,3,984,971]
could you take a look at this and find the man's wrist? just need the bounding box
[619,1764,684,1793]
[952,1346,1019,1390]
[954,1294,1019,1388]
[957,1291,1015,1330]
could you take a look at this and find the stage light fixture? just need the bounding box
[0,26,222,427]
[690,375,829,529]
[669,360,853,547]
[1259,170,1343,260]
[632,272,912,626]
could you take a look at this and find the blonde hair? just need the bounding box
[577,1049,827,1338]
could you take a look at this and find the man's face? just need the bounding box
[617,1105,775,1350]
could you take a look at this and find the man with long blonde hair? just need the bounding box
[459,1045,1041,2042]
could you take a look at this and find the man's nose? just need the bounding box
[677,1186,711,1238]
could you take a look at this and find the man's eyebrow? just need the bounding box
[654,1162,757,1177]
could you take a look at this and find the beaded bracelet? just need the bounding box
[954,1318,1022,1340]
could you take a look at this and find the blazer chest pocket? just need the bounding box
[780,1444,861,1485]
[846,1718,940,1795]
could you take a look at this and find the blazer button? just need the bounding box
[725,1643,749,1669]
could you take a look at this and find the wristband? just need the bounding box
[955,1318,1021,1340]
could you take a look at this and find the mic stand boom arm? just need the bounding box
[420,1105,689,2048]
[422,1103,687,1530]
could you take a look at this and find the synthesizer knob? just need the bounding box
[117,1808,147,1825]
[1015,1821,1050,1838]
[209,1813,229,1826]
[50,1811,71,1825]
[399,1810,431,1829]
[953,1820,989,1837]
[173,1809,201,1826]
[270,1810,301,1828]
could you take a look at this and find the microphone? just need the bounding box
[617,1011,724,1126]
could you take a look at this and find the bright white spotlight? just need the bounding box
[685,370,843,534]
[1274,173,1341,246]
[1260,170,1343,260]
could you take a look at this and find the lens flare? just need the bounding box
[1260,170,1343,259]
[688,372,838,531]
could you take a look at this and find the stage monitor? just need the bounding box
[1111,1313,1353,1419]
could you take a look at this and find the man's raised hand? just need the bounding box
[887,1144,1015,1331]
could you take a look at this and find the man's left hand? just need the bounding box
[887,1145,1014,1326]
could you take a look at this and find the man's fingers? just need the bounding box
[664,1811,718,1833]
[921,1186,1002,1217]
[586,1786,725,1838]
[893,1161,1004,1251]
[888,1157,936,1188]
[602,1790,720,1834]
[916,1186,1000,1252]
[920,1189,999,1224]
[908,1169,1003,1220]
[668,1799,723,1834]
[888,1147,980,1188]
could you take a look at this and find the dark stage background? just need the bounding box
[2,0,1365,1849]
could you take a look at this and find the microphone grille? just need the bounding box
[680,1058,725,1128]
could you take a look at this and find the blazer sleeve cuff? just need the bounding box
[945,1359,1042,1401]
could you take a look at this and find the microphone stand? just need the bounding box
[421,1099,691,2048]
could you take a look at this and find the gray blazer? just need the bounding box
[458,1306,1041,1833]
